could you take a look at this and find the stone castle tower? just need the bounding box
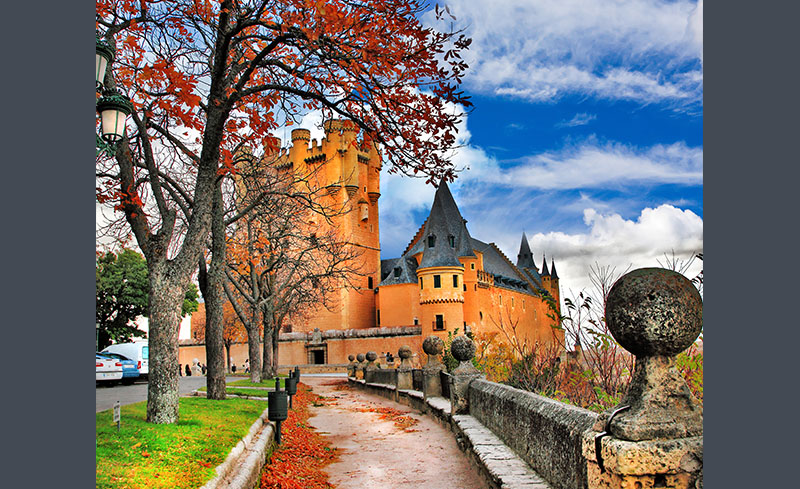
[273,119,382,332]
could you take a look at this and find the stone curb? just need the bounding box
[189,392,275,489]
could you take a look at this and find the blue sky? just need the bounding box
[98,0,704,299]
[378,0,704,296]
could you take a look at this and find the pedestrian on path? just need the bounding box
[179,364,183,376]
[185,364,192,376]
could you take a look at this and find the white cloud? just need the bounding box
[461,140,702,190]
[556,113,597,128]
[427,0,703,106]
[493,204,703,299]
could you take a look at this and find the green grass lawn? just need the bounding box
[196,387,273,397]
[96,397,267,489]
[227,377,285,388]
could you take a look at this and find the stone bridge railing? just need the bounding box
[346,268,703,489]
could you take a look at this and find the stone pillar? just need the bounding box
[449,335,481,414]
[395,345,414,390]
[582,268,703,489]
[421,336,445,399]
[347,354,357,378]
[355,353,366,380]
[364,351,379,383]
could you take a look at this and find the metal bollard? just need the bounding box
[285,372,298,409]
[267,377,289,444]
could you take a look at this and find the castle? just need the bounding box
[185,120,563,367]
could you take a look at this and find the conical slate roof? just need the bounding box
[418,180,473,269]
[516,232,536,269]
[540,253,550,276]
[550,259,559,279]
[379,256,419,285]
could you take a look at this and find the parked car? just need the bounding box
[96,354,123,385]
[102,342,149,380]
[98,352,140,384]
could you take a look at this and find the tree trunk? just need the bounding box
[272,325,280,374]
[261,323,274,379]
[246,325,262,383]
[203,184,228,399]
[145,266,185,424]
[225,343,231,373]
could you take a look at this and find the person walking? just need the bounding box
[185,364,192,376]
[179,364,183,376]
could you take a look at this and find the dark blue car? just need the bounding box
[97,352,140,384]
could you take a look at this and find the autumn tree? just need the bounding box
[225,153,363,381]
[97,0,471,423]
[190,300,248,372]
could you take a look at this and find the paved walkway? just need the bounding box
[303,376,489,489]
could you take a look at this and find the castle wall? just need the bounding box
[377,283,421,327]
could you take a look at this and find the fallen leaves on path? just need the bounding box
[260,384,338,489]
[351,405,420,432]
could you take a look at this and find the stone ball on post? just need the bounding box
[422,335,444,356]
[451,335,476,362]
[397,345,412,359]
[356,353,365,363]
[606,268,702,357]
[348,354,355,362]
[366,351,378,362]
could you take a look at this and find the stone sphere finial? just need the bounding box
[348,354,355,362]
[366,351,378,362]
[398,345,413,359]
[606,268,702,357]
[451,335,476,362]
[356,353,365,363]
[422,336,444,356]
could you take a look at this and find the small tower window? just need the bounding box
[434,275,441,288]
[393,267,401,278]
[471,263,475,270]
[448,235,455,247]
[420,277,423,289]
[427,235,436,248]
[368,277,373,288]
[452,275,458,288]
[376,310,380,326]
[413,317,419,325]
[434,314,444,331]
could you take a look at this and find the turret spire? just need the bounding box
[550,258,559,279]
[516,232,535,269]
[540,253,550,276]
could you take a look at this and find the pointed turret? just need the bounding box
[550,258,559,279]
[516,232,536,269]
[419,194,462,268]
[418,180,474,268]
[540,253,550,276]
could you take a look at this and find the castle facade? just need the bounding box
[184,120,563,367]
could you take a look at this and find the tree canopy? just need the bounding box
[96,0,472,423]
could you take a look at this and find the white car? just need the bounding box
[102,342,149,380]
[96,354,123,385]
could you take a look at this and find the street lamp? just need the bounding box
[97,88,133,143]
[96,322,100,351]
[96,35,114,91]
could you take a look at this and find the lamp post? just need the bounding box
[96,35,114,91]
[96,322,100,352]
[96,32,133,151]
